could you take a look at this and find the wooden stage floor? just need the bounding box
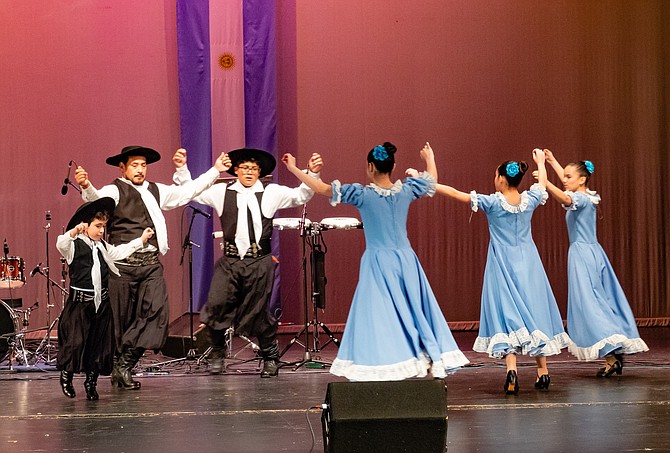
[1,327,669,452]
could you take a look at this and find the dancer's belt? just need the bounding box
[71,288,108,303]
[224,240,271,259]
[118,251,160,267]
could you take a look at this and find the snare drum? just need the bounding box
[272,218,312,230]
[0,256,26,289]
[319,217,363,230]
[0,300,19,360]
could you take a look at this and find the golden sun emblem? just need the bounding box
[218,53,235,70]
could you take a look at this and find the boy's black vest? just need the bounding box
[220,188,273,254]
[69,238,110,290]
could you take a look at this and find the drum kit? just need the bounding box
[273,215,362,369]
[1,235,64,372]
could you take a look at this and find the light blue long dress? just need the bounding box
[471,184,571,358]
[328,173,469,381]
[563,190,648,360]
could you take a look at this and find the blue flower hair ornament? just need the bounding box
[584,160,595,174]
[373,145,389,161]
[506,162,520,178]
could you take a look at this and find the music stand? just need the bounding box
[279,205,339,370]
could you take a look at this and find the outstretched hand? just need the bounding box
[543,149,555,163]
[307,153,323,173]
[173,148,187,168]
[214,152,231,173]
[405,168,419,178]
[281,153,297,170]
[75,166,90,189]
[420,142,434,161]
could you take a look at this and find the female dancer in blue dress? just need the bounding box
[434,149,570,394]
[282,142,469,381]
[541,150,648,377]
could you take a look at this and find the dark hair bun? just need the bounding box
[382,142,397,156]
[518,161,529,174]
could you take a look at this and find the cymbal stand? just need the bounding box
[30,271,66,365]
[43,211,55,364]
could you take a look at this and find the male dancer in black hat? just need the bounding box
[75,146,228,389]
[173,148,322,377]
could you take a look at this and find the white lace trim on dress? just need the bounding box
[330,349,469,381]
[562,190,601,211]
[494,192,529,213]
[568,334,649,361]
[529,183,549,204]
[470,191,478,212]
[473,328,571,359]
[420,172,437,197]
[329,180,343,206]
[369,180,402,197]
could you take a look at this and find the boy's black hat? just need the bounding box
[226,148,276,177]
[66,197,116,231]
[106,146,161,166]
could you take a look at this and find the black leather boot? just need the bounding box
[110,353,121,387]
[260,340,280,378]
[84,371,99,400]
[209,346,225,375]
[60,370,76,398]
[113,348,142,390]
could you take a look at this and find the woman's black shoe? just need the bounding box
[504,370,519,395]
[60,370,76,398]
[603,360,623,378]
[534,374,550,390]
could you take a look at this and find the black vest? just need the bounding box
[68,238,110,290]
[108,179,160,249]
[220,188,273,246]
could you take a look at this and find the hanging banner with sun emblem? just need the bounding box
[176,0,278,311]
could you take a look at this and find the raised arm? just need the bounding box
[532,148,547,188]
[545,180,572,205]
[434,184,471,203]
[544,149,564,180]
[281,153,332,197]
[421,142,437,180]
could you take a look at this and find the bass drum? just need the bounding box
[0,300,19,361]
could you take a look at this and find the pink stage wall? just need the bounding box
[1,1,668,335]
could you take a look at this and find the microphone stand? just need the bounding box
[182,210,199,359]
[152,208,201,369]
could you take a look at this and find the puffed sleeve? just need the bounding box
[330,181,365,208]
[525,183,549,209]
[470,192,496,213]
[404,172,436,200]
[562,190,600,211]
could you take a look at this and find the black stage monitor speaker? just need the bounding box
[321,380,448,453]
[161,313,208,358]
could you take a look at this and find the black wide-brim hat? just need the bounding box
[226,148,276,178]
[105,146,161,166]
[66,197,116,231]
